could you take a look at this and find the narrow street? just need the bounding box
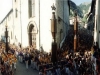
[14,61,39,75]
[1,0,100,75]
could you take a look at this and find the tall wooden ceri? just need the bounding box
[74,11,78,52]
[51,4,57,64]
[5,25,9,54]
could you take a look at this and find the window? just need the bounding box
[28,0,35,18]
[32,33,36,48]
[15,9,17,18]
[7,16,9,21]
[32,0,35,17]
[15,36,16,39]
[8,15,11,21]
[11,31,12,39]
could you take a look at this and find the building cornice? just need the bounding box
[0,8,13,24]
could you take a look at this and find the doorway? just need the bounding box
[28,24,36,48]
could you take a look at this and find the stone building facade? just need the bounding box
[0,9,13,43]
[0,0,70,52]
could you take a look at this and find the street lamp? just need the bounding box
[5,24,8,53]
[51,3,57,64]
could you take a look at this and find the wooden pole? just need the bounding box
[51,4,57,64]
[74,11,77,52]
[74,34,77,52]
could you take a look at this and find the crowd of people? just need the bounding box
[56,27,100,75]
[0,27,100,75]
[39,51,96,75]
[0,42,52,75]
[61,27,93,52]
[0,42,17,75]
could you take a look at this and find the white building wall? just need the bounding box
[0,24,4,40]
[39,0,53,52]
[7,13,14,44]
[0,9,14,43]
[0,0,70,53]
[13,0,22,46]
[20,0,29,47]
[96,0,100,48]
[34,0,39,50]
[56,0,69,48]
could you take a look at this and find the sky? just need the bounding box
[0,0,12,22]
[0,0,92,22]
[71,0,92,5]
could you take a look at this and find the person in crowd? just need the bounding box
[0,27,99,75]
[25,53,29,69]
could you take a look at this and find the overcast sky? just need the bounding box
[0,0,12,22]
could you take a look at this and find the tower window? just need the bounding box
[28,0,35,18]
[15,9,18,18]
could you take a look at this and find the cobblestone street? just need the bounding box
[14,61,39,75]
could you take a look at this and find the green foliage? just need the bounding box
[78,2,91,22]
[82,16,87,23]
[70,0,91,21]
[79,3,91,14]
[70,9,74,17]
[69,0,83,18]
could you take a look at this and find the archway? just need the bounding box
[28,24,37,48]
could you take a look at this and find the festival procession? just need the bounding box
[0,33,100,75]
[0,0,100,75]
